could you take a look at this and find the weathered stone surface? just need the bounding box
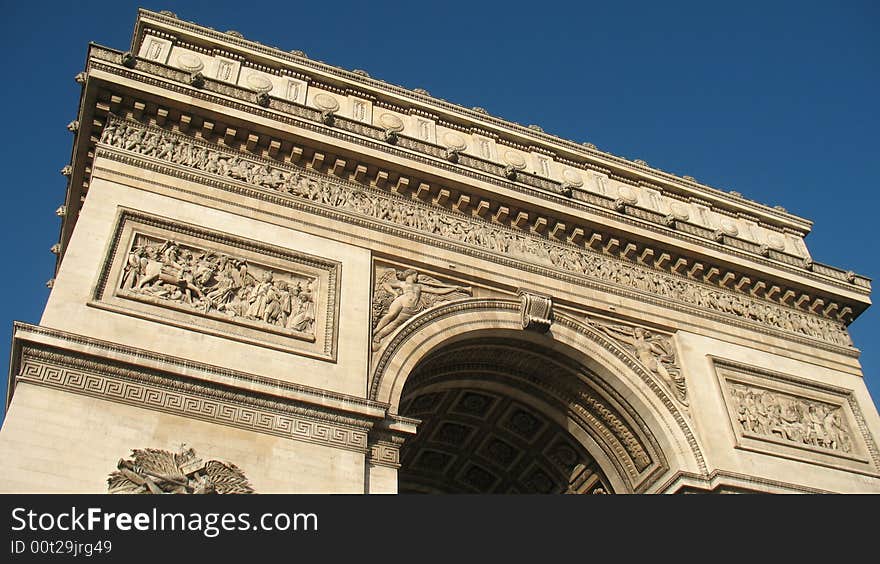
[0,8,877,494]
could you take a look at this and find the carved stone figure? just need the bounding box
[728,382,854,453]
[107,444,254,494]
[119,234,317,334]
[371,268,471,350]
[591,320,688,404]
[101,118,853,348]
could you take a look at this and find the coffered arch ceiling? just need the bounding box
[398,337,667,494]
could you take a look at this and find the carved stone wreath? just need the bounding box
[108,445,254,494]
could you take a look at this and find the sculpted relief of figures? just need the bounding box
[100,119,852,348]
[120,234,317,336]
[727,382,854,454]
[371,267,472,350]
[108,445,254,494]
[590,320,688,405]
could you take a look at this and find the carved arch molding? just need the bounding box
[370,298,706,493]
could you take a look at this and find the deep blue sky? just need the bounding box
[0,0,877,423]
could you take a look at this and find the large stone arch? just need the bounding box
[370,298,707,492]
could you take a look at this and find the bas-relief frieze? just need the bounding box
[727,382,853,454]
[120,234,318,338]
[98,118,852,349]
[715,360,880,472]
[94,210,340,359]
[140,23,810,261]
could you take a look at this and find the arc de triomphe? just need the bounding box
[1,9,877,494]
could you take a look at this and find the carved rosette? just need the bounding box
[108,445,254,494]
[519,290,553,333]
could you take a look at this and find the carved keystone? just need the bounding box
[519,290,553,333]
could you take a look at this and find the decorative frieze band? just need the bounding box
[84,47,872,299]
[97,118,852,349]
[18,345,371,454]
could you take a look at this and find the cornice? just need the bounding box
[11,321,388,420]
[130,8,813,235]
[87,109,858,350]
[74,45,872,306]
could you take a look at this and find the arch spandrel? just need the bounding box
[369,298,707,492]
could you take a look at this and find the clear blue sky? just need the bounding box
[0,0,877,423]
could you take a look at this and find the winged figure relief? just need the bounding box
[107,445,254,494]
[590,321,688,405]
[371,268,472,350]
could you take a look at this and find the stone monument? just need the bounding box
[1,9,877,493]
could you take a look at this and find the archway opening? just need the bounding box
[397,336,616,494]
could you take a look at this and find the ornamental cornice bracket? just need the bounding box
[518,289,553,333]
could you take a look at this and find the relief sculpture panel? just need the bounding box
[371,265,472,350]
[715,360,880,475]
[93,210,341,360]
[120,234,318,339]
[98,118,852,349]
[727,382,852,454]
